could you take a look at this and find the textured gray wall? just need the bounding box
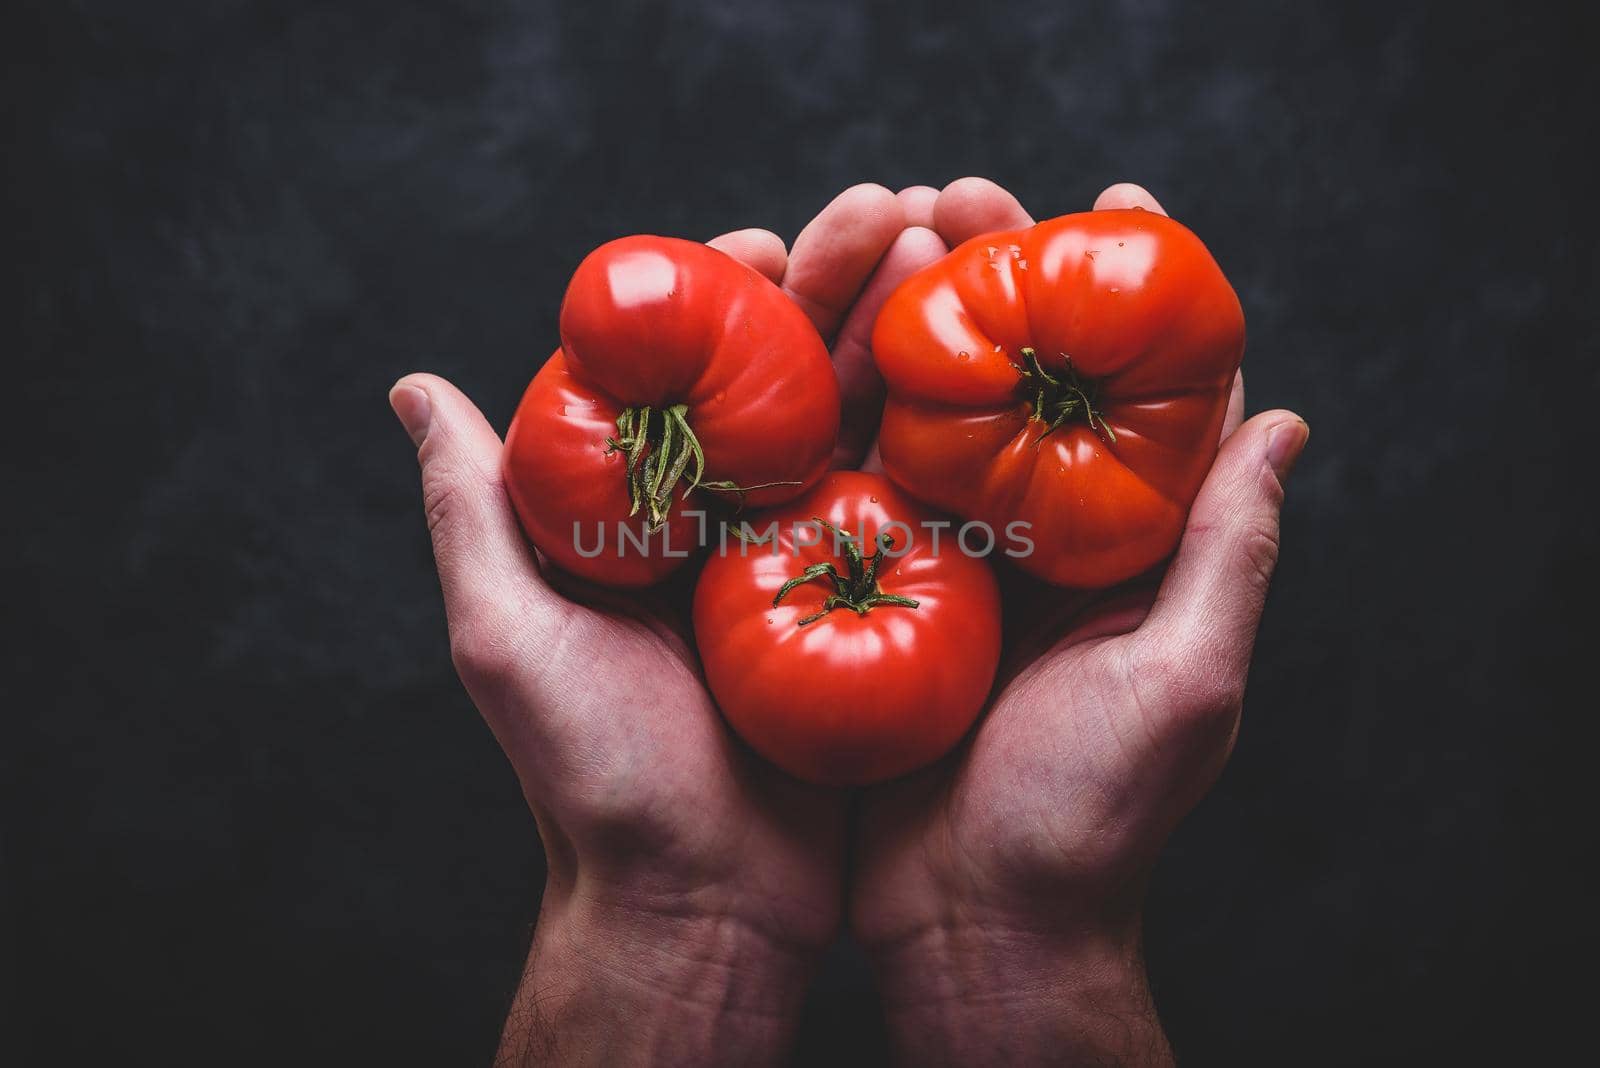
[9,0,1595,1063]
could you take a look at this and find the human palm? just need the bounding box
[393,182,945,957]
[846,182,1304,1016]
[396,178,1303,1064]
[852,578,1233,947]
[459,571,844,945]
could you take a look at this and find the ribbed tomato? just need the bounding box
[693,472,1001,786]
[872,209,1245,588]
[504,236,840,587]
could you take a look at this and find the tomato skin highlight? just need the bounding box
[504,236,840,587]
[872,209,1246,588]
[693,472,1002,787]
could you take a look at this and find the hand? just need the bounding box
[390,184,933,1066]
[848,178,1309,1065]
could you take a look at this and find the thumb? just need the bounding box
[1138,410,1308,695]
[390,373,561,686]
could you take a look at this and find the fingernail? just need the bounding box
[1266,419,1309,480]
[389,383,431,447]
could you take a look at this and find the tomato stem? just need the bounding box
[604,404,799,532]
[772,519,920,626]
[1018,347,1117,445]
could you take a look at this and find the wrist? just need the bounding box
[867,914,1171,1067]
[497,889,819,1066]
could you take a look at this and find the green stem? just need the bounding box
[772,519,921,626]
[1017,347,1117,445]
[604,404,799,533]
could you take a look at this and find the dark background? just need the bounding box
[7,0,1596,1063]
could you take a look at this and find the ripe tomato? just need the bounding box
[693,472,1001,786]
[872,209,1245,588]
[504,236,840,587]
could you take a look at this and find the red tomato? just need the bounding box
[503,236,840,587]
[872,209,1245,588]
[693,472,1001,786]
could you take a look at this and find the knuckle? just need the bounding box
[943,175,993,197]
[422,474,460,540]
[448,614,521,690]
[1259,453,1288,504]
[844,180,897,204]
[1201,672,1247,725]
[420,456,501,558]
[419,445,474,537]
[1238,516,1282,592]
[1128,638,1243,731]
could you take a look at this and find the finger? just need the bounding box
[1093,182,1169,215]
[1138,410,1308,701]
[829,225,950,467]
[896,185,939,229]
[931,176,1034,247]
[390,374,563,674]
[858,440,884,475]
[782,183,906,343]
[707,227,788,284]
[1222,369,1245,441]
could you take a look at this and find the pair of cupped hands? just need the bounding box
[390,178,1307,1066]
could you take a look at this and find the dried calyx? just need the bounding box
[605,404,795,532]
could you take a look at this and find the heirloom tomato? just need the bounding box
[872,209,1245,588]
[504,236,840,587]
[693,472,1001,786]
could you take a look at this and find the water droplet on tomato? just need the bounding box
[984,245,998,256]
[1017,259,1028,270]
[869,496,878,503]
[1007,244,1022,255]
[957,350,970,361]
